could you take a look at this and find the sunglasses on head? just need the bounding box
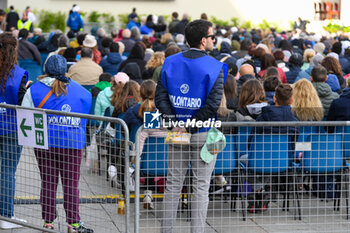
[205,34,216,40]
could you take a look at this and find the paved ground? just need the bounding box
[1,147,350,233]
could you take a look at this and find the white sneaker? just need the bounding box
[143,190,154,210]
[0,216,27,229]
[215,175,227,187]
[108,165,117,180]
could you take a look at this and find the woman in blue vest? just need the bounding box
[155,20,227,233]
[0,33,28,229]
[21,55,93,233]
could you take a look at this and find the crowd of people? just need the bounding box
[0,4,350,233]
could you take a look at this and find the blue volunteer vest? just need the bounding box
[161,53,228,132]
[0,65,28,135]
[31,79,92,149]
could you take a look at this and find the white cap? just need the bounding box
[72,5,80,12]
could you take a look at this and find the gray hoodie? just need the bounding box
[313,82,339,117]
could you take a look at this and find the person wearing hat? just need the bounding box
[21,55,93,233]
[68,47,103,85]
[78,34,102,64]
[155,19,227,232]
[67,5,83,34]
[95,72,130,117]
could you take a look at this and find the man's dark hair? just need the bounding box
[275,83,293,106]
[263,76,281,92]
[77,33,87,46]
[18,29,29,40]
[109,42,119,53]
[228,63,238,77]
[26,6,30,10]
[101,37,113,48]
[50,33,63,47]
[0,9,6,16]
[172,12,178,19]
[63,47,77,61]
[81,47,92,58]
[99,73,112,82]
[311,65,327,82]
[332,42,342,55]
[240,39,252,51]
[10,6,14,10]
[185,19,212,48]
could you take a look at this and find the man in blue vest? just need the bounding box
[155,19,227,233]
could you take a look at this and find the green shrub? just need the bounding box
[118,13,129,25]
[240,20,252,30]
[231,17,239,27]
[38,10,66,32]
[323,22,346,34]
[210,16,230,27]
[88,11,101,23]
[258,19,270,30]
[101,13,115,24]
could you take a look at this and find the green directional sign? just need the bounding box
[20,118,32,137]
[17,109,48,149]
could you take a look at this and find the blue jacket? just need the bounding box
[255,105,299,135]
[286,67,301,84]
[140,25,153,35]
[327,87,350,121]
[286,66,310,84]
[31,80,91,149]
[127,21,139,30]
[0,65,28,135]
[124,103,142,131]
[67,12,83,31]
[99,52,123,75]
[326,74,340,93]
[339,55,350,75]
[265,91,275,105]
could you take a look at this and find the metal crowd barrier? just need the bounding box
[0,103,131,233]
[133,121,350,233]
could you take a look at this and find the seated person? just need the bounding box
[90,73,112,98]
[311,65,339,117]
[124,79,156,132]
[255,83,299,134]
[263,76,281,105]
[247,83,299,213]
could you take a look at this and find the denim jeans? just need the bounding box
[0,134,22,217]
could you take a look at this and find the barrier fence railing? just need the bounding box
[0,103,130,233]
[133,121,350,233]
[3,101,350,233]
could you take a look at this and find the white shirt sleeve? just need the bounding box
[21,88,35,108]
